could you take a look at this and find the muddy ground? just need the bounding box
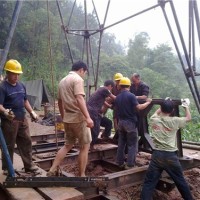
[61,151,200,200]
[29,110,200,200]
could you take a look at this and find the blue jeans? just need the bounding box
[116,119,138,167]
[141,150,193,200]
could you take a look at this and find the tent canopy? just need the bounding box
[23,79,53,110]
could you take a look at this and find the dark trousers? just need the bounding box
[1,118,33,170]
[116,119,138,167]
[141,150,193,200]
[88,109,101,145]
[100,116,112,137]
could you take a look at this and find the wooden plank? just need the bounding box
[0,150,84,200]
[37,187,84,200]
[0,151,44,200]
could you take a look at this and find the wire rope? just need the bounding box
[46,0,59,152]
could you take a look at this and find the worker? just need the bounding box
[0,59,39,175]
[130,73,150,147]
[115,77,151,169]
[141,98,193,200]
[113,73,123,96]
[47,61,93,177]
[87,80,116,149]
[112,72,123,142]
[130,73,149,102]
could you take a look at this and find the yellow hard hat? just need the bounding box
[4,59,23,74]
[119,77,131,86]
[114,73,123,81]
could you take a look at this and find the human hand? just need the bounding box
[30,110,39,122]
[181,98,190,108]
[146,98,152,103]
[86,117,94,128]
[4,109,15,120]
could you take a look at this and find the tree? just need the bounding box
[0,1,15,49]
[127,32,150,70]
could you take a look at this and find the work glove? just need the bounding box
[4,109,15,121]
[181,98,190,108]
[165,97,172,101]
[30,110,38,122]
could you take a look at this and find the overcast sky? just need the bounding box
[77,0,197,51]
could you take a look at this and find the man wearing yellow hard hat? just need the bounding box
[112,72,123,142]
[114,77,151,169]
[0,59,39,175]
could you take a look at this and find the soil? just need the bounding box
[59,152,200,200]
[29,110,200,200]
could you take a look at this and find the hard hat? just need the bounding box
[119,77,131,86]
[114,73,123,81]
[4,59,23,74]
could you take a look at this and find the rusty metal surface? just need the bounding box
[3,177,109,188]
[31,131,64,143]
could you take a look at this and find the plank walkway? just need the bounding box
[0,150,84,200]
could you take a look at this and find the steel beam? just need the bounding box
[3,177,108,189]
[34,146,118,170]
[30,131,64,143]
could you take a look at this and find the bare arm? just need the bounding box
[136,98,152,111]
[76,94,94,128]
[24,99,34,113]
[136,95,147,100]
[154,108,162,115]
[184,106,191,122]
[0,104,7,113]
[109,93,116,100]
[104,101,112,108]
[24,100,38,121]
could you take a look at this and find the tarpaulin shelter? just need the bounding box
[23,79,53,110]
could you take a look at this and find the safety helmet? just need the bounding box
[119,77,131,86]
[4,59,23,74]
[114,73,123,81]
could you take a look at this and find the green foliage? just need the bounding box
[182,109,200,142]
[127,32,150,69]
[105,109,113,121]
[98,53,129,85]
[0,1,15,48]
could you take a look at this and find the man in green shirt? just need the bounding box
[141,98,193,200]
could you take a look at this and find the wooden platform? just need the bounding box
[0,150,84,200]
[183,148,200,159]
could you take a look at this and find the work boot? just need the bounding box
[24,165,39,173]
[118,163,126,170]
[3,170,8,176]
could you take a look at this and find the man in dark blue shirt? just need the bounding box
[115,77,151,169]
[0,59,39,175]
[87,80,115,148]
[130,73,149,102]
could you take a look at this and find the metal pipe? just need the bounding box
[182,140,200,146]
[182,143,200,151]
[0,128,15,177]
[0,0,23,73]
